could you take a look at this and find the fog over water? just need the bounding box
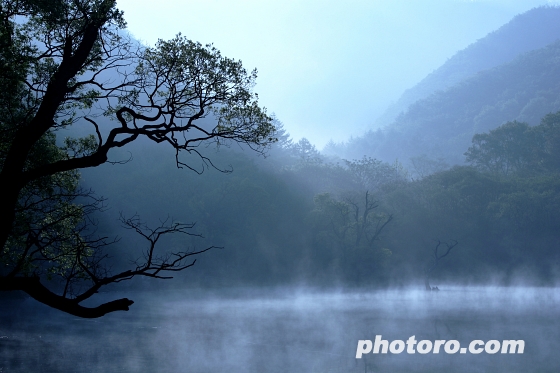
[1,287,559,372]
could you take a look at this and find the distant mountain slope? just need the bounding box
[332,39,560,165]
[374,6,560,128]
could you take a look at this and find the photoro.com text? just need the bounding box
[356,335,524,357]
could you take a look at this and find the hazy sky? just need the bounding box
[116,0,557,148]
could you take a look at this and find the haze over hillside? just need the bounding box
[326,6,560,167]
[374,6,560,128]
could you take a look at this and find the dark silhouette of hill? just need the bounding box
[374,6,560,128]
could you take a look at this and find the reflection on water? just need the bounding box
[1,286,559,372]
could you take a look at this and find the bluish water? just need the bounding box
[1,286,558,372]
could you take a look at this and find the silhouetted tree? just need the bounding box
[310,191,393,283]
[0,0,275,317]
[424,240,458,291]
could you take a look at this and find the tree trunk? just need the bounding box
[0,277,134,318]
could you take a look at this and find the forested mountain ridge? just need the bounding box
[328,37,560,167]
[374,6,560,128]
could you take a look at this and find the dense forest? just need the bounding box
[81,110,560,290]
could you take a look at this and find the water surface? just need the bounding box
[1,286,558,372]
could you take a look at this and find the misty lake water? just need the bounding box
[1,286,559,373]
